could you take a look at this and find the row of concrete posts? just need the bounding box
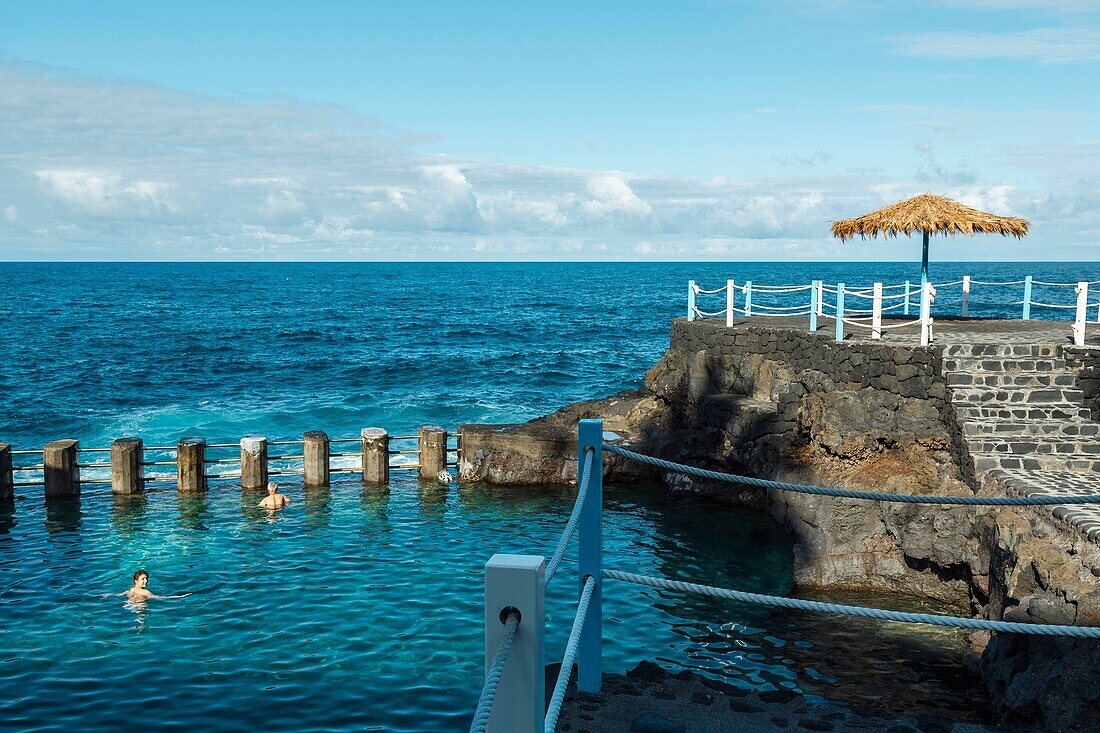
[0,426,452,499]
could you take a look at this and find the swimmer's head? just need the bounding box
[133,570,148,587]
[267,481,278,494]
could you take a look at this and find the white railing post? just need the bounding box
[1022,275,1032,320]
[726,279,735,327]
[920,280,936,346]
[962,275,970,317]
[809,280,819,332]
[484,554,545,733]
[577,418,603,693]
[743,280,753,316]
[816,280,824,316]
[834,283,845,342]
[1074,281,1088,347]
[871,282,883,339]
[903,279,911,316]
[687,280,696,322]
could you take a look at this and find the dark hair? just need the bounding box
[133,570,148,582]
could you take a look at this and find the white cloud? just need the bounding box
[897,28,1100,63]
[1,57,1098,260]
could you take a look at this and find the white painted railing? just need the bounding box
[689,276,1100,346]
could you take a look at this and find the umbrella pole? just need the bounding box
[921,231,929,283]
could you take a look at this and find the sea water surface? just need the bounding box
[3,261,1096,731]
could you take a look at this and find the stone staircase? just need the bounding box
[943,344,1100,473]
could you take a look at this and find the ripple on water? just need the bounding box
[0,479,990,731]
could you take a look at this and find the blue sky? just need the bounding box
[1,1,1098,260]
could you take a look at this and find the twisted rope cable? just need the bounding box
[544,447,594,587]
[544,575,596,733]
[694,285,727,294]
[603,444,1100,505]
[603,570,1100,638]
[693,307,728,317]
[970,279,1026,286]
[469,610,522,733]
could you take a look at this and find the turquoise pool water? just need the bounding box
[0,476,985,732]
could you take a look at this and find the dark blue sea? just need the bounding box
[1,261,1096,732]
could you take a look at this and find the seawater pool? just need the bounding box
[0,476,986,732]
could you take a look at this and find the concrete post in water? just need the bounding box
[871,282,883,340]
[484,554,545,733]
[44,439,79,499]
[0,443,12,500]
[577,418,604,694]
[903,280,911,316]
[809,281,819,332]
[419,425,448,480]
[240,435,268,490]
[961,275,971,317]
[743,280,753,316]
[687,280,696,321]
[110,437,144,495]
[360,428,389,485]
[834,283,845,342]
[303,431,330,487]
[1074,282,1089,347]
[1022,275,1033,320]
[177,437,207,493]
[726,279,735,327]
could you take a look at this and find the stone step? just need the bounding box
[961,419,1100,438]
[949,386,1085,404]
[955,404,1093,421]
[968,438,1100,456]
[942,343,1060,359]
[971,452,1100,473]
[946,371,1077,388]
[942,357,1067,373]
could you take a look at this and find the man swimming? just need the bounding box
[258,481,291,510]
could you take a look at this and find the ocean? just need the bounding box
[1,261,1096,731]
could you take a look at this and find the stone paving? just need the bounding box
[710,315,1100,543]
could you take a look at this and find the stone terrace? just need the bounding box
[707,314,1100,543]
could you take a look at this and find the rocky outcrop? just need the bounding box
[457,318,1100,730]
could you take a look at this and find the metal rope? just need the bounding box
[544,575,596,733]
[604,570,1100,637]
[603,444,1100,505]
[469,610,522,733]
[544,448,594,587]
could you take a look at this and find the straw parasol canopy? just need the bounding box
[831,194,1028,280]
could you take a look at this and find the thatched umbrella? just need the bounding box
[831,194,1028,281]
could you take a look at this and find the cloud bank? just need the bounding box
[0,59,1096,260]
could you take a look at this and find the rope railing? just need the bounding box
[604,443,1100,505]
[544,448,594,587]
[469,609,522,733]
[603,570,1100,638]
[689,274,1098,345]
[472,421,1100,731]
[544,575,596,733]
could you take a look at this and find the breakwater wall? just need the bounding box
[458,317,1100,731]
[0,426,459,500]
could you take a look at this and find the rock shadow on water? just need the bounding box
[0,497,15,535]
[44,497,82,534]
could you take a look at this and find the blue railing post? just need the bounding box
[743,280,753,316]
[903,280,911,316]
[577,419,603,693]
[1023,275,1033,320]
[835,283,845,342]
[484,554,545,733]
[809,280,819,332]
[687,280,696,322]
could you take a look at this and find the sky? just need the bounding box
[1,0,1099,261]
